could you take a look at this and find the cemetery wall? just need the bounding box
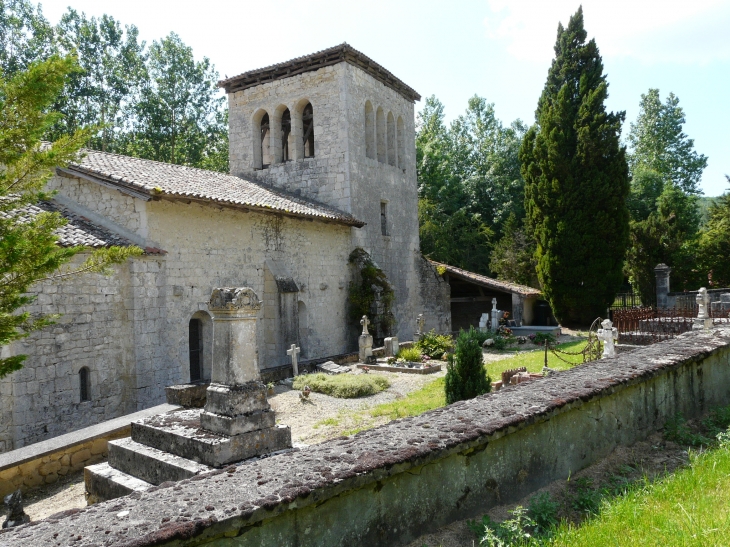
[7,328,730,547]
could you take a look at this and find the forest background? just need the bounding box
[2,0,729,318]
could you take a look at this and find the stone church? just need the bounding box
[0,44,453,452]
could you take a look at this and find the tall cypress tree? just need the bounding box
[520,7,629,326]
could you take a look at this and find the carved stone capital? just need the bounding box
[208,287,262,313]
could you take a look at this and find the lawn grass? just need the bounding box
[369,376,447,420]
[293,373,390,398]
[547,444,730,546]
[486,340,589,380]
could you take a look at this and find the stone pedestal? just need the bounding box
[655,264,672,309]
[359,315,373,363]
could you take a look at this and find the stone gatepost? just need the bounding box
[199,287,291,446]
[655,264,672,309]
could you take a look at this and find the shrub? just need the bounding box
[527,492,559,533]
[397,346,422,362]
[292,373,390,398]
[468,506,536,547]
[415,330,453,359]
[532,332,556,346]
[444,327,491,404]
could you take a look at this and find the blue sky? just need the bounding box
[39,0,730,195]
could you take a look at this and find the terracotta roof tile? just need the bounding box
[430,260,542,297]
[2,200,155,252]
[63,150,365,228]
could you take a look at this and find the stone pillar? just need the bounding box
[199,288,288,444]
[655,264,671,309]
[693,287,713,331]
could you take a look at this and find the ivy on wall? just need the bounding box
[348,248,395,340]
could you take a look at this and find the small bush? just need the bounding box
[527,492,559,533]
[292,373,390,398]
[532,332,556,346]
[445,327,491,405]
[397,346,422,362]
[468,506,536,547]
[664,413,712,446]
[415,330,453,359]
[492,336,508,350]
[570,478,604,516]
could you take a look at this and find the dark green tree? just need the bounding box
[0,0,56,76]
[0,55,141,378]
[120,32,227,170]
[489,213,538,287]
[51,9,147,152]
[519,7,629,326]
[699,176,730,287]
[444,328,490,404]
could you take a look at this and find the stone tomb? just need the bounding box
[85,288,291,503]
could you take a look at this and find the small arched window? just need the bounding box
[252,109,270,169]
[189,318,203,382]
[79,367,90,402]
[281,108,292,162]
[387,112,396,166]
[376,107,385,163]
[302,103,314,158]
[397,116,405,170]
[260,113,271,167]
[365,101,375,159]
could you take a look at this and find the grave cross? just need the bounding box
[416,314,425,334]
[360,315,371,335]
[287,344,301,376]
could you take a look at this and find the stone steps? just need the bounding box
[108,438,211,486]
[84,462,151,504]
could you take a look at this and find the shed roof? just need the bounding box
[218,43,421,103]
[61,149,365,228]
[430,260,542,297]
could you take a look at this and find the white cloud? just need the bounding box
[484,0,730,64]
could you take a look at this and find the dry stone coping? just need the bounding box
[0,404,179,473]
[2,330,729,546]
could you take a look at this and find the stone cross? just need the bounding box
[597,319,618,359]
[490,298,500,333]
[360,315,371,335]
[416,314,425,334]
[287,344,301,376]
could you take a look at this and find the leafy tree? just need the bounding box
[51,9,147,152]
[120,32,227,170]
[444,328,490,404]
[416,95,525,275]
[520,7,630,326]
[699,176,730,287]
[625,89,707,300]
[0,0,56,76]
[489,213,538,287]
[0,55,140,378]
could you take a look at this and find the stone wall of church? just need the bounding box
[343,64,421,341]
[0,255,138,452]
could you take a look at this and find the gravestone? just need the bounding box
[597,319,618,359]
[287,344,301,376]
[384,336,399,357]
[478,313,489,330]
[359,315,373,363]
[415,314,425,340]
[693,287,713,330]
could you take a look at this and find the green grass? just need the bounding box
[486,340,589,380]
[293,373,390,398]
[547,444,730,546]
[370,377,447,420]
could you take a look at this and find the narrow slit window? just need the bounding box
[381,202,388,236]
[79,367,90,402]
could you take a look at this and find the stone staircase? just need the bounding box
[85,287,292,504]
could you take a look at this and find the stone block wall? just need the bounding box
[416,254,451,334]
[7,329,730,546]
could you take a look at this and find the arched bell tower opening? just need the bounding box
[302,102,314,158]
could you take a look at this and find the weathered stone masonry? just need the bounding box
[5,329,729,546]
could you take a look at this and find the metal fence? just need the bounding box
[612,306,730,345]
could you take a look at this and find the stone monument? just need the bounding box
[359,315,373,363]
[490,298,500,333]
[415,314,425,340]
[287,344,301,376]
[693,287,712,330]
[384,336,399,357]
[597,319,618,359]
